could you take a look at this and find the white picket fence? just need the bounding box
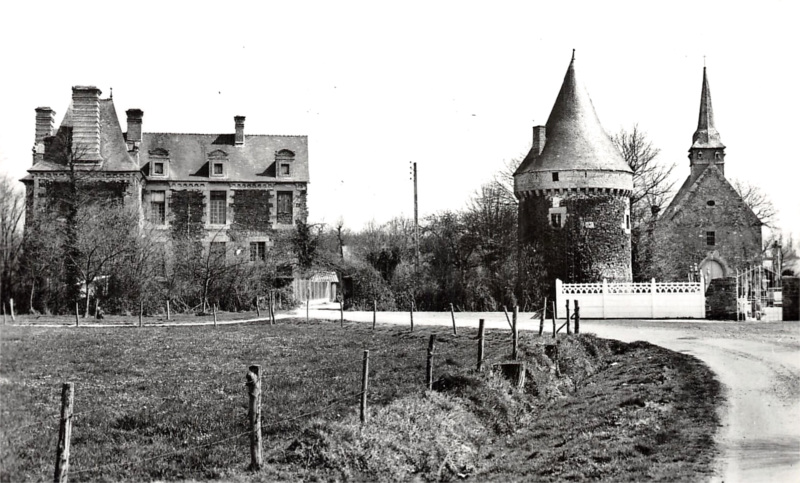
[555,278,705,319]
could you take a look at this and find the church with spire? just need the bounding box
[657,67,762,282]
[514,51,634,293]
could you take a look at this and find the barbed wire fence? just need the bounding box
[3,306,577,480]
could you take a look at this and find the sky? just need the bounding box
[0,0,797,242]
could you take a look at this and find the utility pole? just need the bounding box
[411,161,419,273]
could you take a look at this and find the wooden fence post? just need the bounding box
[340,298,344,328]
[306,289,310,322]
[269,292,275,325]
[9,298,15,321]
[477,319,485,372]
[361,350,370,424]
[75,303,79,327]
[551,301,556,338]
[2,302,6,325]
[246,365,262,470]
[167,299,171,321]
[94,297,99,320]
[539,297,546,336]
[450,303,457,335]
[565,299,571,335]
[213,303,217,327]
[503,306,512,329]
[372,300,377,330]
[255,296,260,318]
[574,300,580,334]
[139,299,144,328]
[426,334,436,390]
[409,301,414,332]
[53,382,74,483]
[512,306,518,360]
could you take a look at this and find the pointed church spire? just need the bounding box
[692,67,725,149]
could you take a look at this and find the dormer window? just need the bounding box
[276,149,295,178]
[714,152,721,160]
[208,149,228,178]
[148,148,169,178]
[697,151,703,159]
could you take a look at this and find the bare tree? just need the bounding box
[612,124,675,218]
[731,178,777,228]
[0,174,24,307]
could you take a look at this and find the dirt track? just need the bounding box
[303,304,800,482]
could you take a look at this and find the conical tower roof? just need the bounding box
[691,67,725,149]
[520,52,631,174]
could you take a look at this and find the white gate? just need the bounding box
[555,278,705,319]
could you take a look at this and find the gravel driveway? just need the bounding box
[303,304,800,482]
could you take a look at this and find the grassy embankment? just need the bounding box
[0,318,721,481]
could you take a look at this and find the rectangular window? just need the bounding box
[625,214,630,230]
[281,164,291,176]
[277,191,293,224]
[706,231,716,246]
[209,191,227,224]
[210,241,226,263]
[550,213,562,228]
[213,163,224,175]
[150,191,166,225]
[153,162,164,175]
[552,172,559,182]
[250,241,266,262]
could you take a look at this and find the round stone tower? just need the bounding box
[514,52,633,287]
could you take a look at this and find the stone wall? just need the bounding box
[783,276,799,321]
[705,277,737,320]
[655,169,762,280]
[519,191,632,292]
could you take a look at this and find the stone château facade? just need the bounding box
[23,86,308,263]
[514,52,633,292]
[657,68,762,283]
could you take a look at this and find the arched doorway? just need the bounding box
[700,259,725,289]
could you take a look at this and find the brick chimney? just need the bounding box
[71,86,102,162]
[532,125,546,157]
[126,109,143,151]
[33,107,56,164]
[234,115,245,145]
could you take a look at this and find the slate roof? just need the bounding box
[516,52,631,175]
[139,132,309,183]
[28,99,139,173]
[691,67,725,149]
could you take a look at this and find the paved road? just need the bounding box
[303,304,800,483]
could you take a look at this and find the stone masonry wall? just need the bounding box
[519,191,632,294]
[656,169,762,280]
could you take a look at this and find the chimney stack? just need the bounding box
[532,125,546,157]
[71,86,102,162]
[234,115,245,145]
[126,109,143,151]
[33,107,56,164]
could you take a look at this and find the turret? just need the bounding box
[514,51,633,286]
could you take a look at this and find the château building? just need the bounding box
[23,86,309,263]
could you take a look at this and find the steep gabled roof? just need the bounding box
[28,98,139,173]
[517,51,631,175]
[691,67,725,149]
[139,132,309,183]
[662,163,761,226]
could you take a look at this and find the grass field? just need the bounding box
[0,318,721,481]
